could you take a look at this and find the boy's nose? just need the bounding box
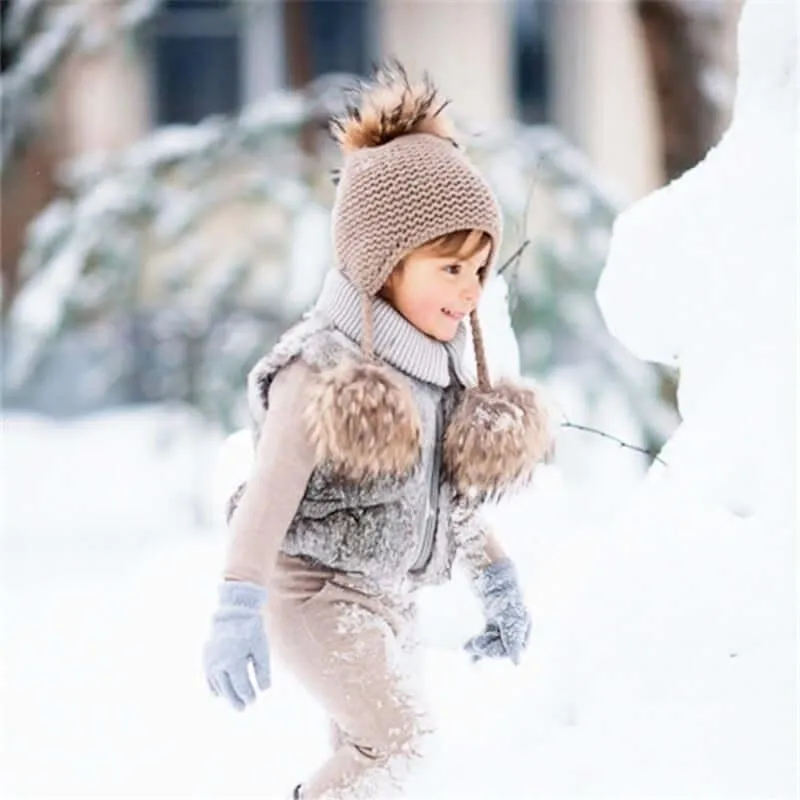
[460,282,480,307]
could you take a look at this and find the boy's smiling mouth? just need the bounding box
[442,307,465,320]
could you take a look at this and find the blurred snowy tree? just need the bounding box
[3,75,677,453]
[2,83,337,427]
[0,0,163,310]
[471,125,677,455]
[0,0,162,173]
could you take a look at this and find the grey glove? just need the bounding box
[464,558,531,665]
[203,580,270,711]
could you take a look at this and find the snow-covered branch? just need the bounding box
[6,77,675,449]
[0,0,165,175]
[0,5,83,171]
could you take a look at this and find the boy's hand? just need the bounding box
[203,580,271,710]
[464,558,531,665]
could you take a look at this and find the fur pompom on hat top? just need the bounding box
[309,62,551,500]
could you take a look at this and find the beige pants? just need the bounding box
[265,555,434,800]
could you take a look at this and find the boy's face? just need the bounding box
[382,240,492,342]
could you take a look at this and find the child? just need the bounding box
[203,64,552,800]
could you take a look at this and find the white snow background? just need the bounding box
[1,1,796,797]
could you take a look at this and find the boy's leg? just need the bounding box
[266,582,433,800]
[327,603,420,752]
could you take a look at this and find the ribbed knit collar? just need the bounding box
[314,269,468,388]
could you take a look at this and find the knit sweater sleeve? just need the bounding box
[452,508,508,581]
[223,359,317,587]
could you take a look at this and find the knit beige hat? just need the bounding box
[329,66,503,390]
[312,64,551,500]
[332,133,503,296]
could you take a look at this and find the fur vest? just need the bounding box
[234,271,551,596]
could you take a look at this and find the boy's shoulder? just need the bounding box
[245,311,357,423]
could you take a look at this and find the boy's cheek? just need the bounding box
[411,297,436,318]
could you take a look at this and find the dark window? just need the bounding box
[306,0,371,78]
[284,0,373,88]
[513,0,551,123]
[1,0,16,73]
[151,0,242,125]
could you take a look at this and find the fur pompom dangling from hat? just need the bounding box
[443,380,552,501]
[303,295,422,483]
[443,311,552,501]
[304,360,421,482]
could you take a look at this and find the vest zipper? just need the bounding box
[410,399,444,573]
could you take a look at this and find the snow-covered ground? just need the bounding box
[1,394,795,799]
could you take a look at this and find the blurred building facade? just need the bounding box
[4,0,750,445]
[123,0,741,198]
[2,0,743,305]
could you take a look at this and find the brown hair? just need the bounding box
[382,229,493,306]
[403,229,493,275]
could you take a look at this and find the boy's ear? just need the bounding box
[380,261,403,301]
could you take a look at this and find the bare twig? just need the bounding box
[559,421,668,466]
[497,239,531,276]
[522,154,545,238]
[500,154,545,314]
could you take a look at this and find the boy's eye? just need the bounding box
[443,263,461,275]
[477,266,488,281]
